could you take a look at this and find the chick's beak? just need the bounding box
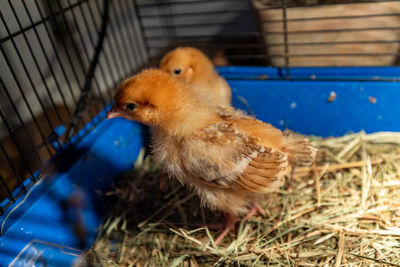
[107,106,125,120]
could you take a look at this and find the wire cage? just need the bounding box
[0,0,147,213]
[0,0,399,265]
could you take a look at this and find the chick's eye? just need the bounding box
[126,103,137,112]
[173,68,181,75]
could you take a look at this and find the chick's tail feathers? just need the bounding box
[282,130,317,167]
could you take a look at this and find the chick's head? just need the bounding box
[107,69,196,127]
[160,47,214,84]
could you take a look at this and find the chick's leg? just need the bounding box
[243,201,265,220]
[214,213,240,245]
[213,201,265,245]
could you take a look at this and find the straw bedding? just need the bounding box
[82,132,400,266]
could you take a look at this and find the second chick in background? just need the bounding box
[160,47,232,107]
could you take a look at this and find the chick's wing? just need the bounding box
[183,121,288,193]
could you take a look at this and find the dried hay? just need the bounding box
[82,132,400,266]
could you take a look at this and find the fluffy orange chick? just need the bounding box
[108,69,317,244]
[160,47,232,107]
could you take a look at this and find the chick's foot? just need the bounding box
[243,201,266,220]
[214,213,240,245]
[212,202,265,245]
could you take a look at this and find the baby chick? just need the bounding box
[160,47,232,107]
[108,69,317,244]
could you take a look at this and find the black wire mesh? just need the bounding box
[136,0,400,67]
[0,0,399,214]
[0,0,147,214]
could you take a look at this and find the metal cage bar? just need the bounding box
[0,0,150,209]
